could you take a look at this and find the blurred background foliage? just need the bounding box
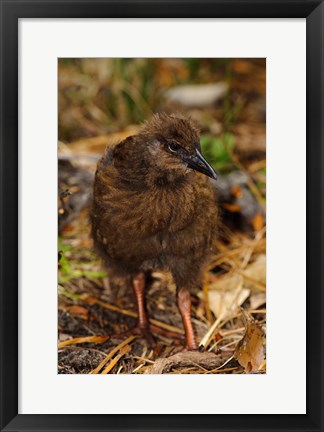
[58,58,266,174]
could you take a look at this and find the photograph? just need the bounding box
[58,58,266,375]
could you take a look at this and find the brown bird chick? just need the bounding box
[90,113,218,350]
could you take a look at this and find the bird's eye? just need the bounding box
[168,142,181,152]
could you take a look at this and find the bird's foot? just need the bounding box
[181,333,199,351]
[110,324,156,348]
[110,324,184,347]
[137,325,156,348]
[181,341,199,352]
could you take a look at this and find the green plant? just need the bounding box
[200,133,235,172]
[58,239,107,284]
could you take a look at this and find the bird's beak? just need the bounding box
[184,149,218,180]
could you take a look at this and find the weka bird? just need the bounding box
[90,113,218,350]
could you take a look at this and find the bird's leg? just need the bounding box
[177,287,199,351]
[132,272,156,347]
[107,272,183,345]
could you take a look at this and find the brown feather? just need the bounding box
[90,113,218,289]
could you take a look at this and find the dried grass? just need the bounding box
[58,58,266,375]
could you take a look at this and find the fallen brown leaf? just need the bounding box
[208,281,250,320]
[65,305,89,320]
[243,254,266,292]
[202,274,250,321]
[234,309,266,372]
[250,292,266,310]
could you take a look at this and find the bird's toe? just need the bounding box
[138,326,156,348]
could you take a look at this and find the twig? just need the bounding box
[58,335,109,349]
[233,268,266,291]
[132,355,155,364]
[207,367,238,374]
[247,159,266,173]
[205,355,234,373]
[90,335,137,374]
[199,314,224,349]
[240,227,265,269]
[219,327,245,336]
[101,345,132,374]
[200,282,244,348]
[231,152,265,207]
[249,309,266,314]
[203,283,213,324]
[219,340,240,350]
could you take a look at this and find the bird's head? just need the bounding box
[140,113,217,181]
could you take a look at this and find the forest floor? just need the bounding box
[58,58,266,374]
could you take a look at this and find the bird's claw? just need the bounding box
[137,325,156,348]
[180,340,200,352]
[109,325,155,347]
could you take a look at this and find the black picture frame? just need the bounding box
[1,1,323,431]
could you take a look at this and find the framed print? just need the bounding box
[1,1,323,431]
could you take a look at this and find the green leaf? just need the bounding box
[200,133,235,171]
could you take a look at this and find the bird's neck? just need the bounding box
[115,146,191,190]
[146,167,190,189]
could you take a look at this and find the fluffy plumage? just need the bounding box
[90,113,218,349]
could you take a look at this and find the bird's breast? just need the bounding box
[101,180,196,237]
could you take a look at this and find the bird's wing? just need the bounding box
[98,135,138,171]
[97,142,118,170]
